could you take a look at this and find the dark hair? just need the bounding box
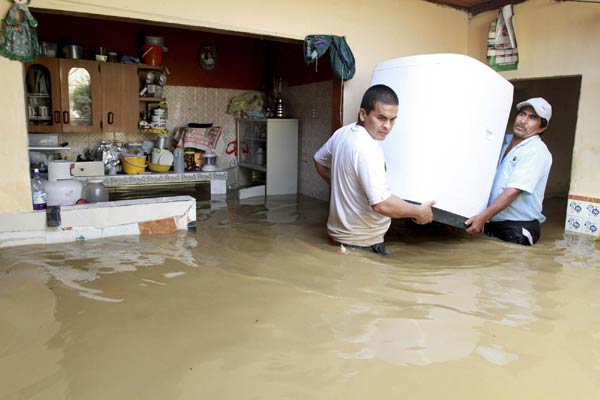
[360,84,398,114]
[540,118,548,129]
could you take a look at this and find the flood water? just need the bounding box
[1,195,599,399]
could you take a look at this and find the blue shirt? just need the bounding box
[489,134,552,223]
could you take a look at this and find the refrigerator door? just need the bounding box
[371,54,513,227]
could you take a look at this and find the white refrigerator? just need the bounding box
[370,53,514,227]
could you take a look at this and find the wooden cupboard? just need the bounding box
[24,57,138,134]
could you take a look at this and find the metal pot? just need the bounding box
[62,44,83,59]
[39,41,57,57]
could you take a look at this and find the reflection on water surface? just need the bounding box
[1,196,599,399]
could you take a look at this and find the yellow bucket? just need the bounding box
[121,156,147,174]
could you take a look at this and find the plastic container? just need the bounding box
[148,162,171,173]
[121,155,147,174]
[31,169,47,210]
[82,179,109,203]
[255,147,264,166]
[44,178,83,206]
[141,44,163,66]
[173,147,185,173]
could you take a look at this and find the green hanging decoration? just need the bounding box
[0,0,39,62]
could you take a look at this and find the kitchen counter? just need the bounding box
[74,169,229,199]
[74,169,228,186]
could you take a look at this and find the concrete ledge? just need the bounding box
[0,196,196,248]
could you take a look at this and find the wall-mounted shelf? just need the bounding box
[139,97,166,102]
[28,146,71,151]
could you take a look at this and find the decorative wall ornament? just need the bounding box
[199,45,216,71]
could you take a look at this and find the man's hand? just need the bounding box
[412,200,436,225]
[465,213,487,234]
[465,188,522,235]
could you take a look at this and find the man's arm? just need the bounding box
[314,160,331,186]
[372,195,435,224]
[465,187,522,234]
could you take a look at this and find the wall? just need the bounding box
[467,0,600,199]
[0,0,468,212]
[286,81,333,201]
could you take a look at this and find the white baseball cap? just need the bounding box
[516,97,552,123]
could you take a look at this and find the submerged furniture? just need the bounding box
[371,53,514,227]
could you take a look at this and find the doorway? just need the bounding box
[509,76,582,222]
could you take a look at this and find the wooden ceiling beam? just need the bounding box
[468,0,528,15]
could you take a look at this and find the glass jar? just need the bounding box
[82,179,109,203]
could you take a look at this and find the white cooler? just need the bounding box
[370,53,514,227]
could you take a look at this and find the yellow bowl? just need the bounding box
[121,156,147,174]
[148,162,171,173]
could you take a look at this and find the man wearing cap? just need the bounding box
[465,97,553,245]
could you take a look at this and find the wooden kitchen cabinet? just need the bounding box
[236,118,298,198]
[100,62,138,133]
[24,57,137,133]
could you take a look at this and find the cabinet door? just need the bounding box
[24,57,63,133]
[266,119,298,195]
[59,59,102,133]
[100,62,138,133]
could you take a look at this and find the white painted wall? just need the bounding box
[0,0,469,212]
[467,0,600,198]
[11,0,600,213]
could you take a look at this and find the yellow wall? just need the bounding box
[468,0,600,198]
[0,0,468,212]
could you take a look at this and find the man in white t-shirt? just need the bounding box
[313,84,435,255]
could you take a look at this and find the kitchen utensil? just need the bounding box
[202,150,217,171]
[62,44,83,59]
[158,149,173,166]
[173,147,185,173]
[155,135,168,149]
[44,178,83,206]
[121,155,146,174]
[82,179,109,203]
[39,41,57,57]
[148,162,171,173]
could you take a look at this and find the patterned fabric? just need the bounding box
[173,126,222,151]
[303,35,355,81]
[0,2,39,62]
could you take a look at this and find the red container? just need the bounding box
[142,44,163,66]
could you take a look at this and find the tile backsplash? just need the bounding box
[45,81,334,201]
[565,195,600,237]
[55,86,259,169]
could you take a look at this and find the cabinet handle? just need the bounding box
[107,112,114,125]
[53,111,60,124]
[63,111,70,124]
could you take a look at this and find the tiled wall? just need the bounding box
[565,195,600,237]
[285,81,333,201]
[57,86,259,169]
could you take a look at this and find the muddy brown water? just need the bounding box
[1,196,599,399]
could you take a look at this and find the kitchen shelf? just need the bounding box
[239,162,266,172]
[28,146,71,151]
[236,118,298,197]
[139,97,166,102]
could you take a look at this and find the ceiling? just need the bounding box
[425,0,528,15]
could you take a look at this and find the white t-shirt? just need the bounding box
[314,123,392,246]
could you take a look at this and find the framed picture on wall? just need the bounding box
[200,46,217,71]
